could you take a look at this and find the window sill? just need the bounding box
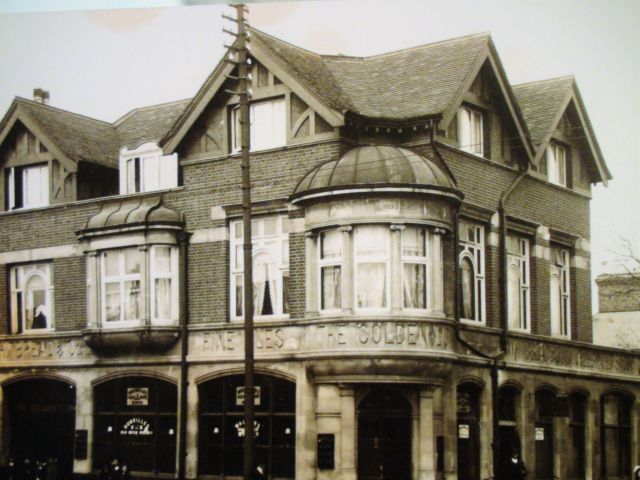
[82,324,180,354]
[17,328,55,335]
[232,314,290,322]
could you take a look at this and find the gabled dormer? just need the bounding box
[513,76,611,192]
[0,93,119,212]
[439,40,534,169]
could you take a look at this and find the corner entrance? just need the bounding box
[357,388,412,480]
[4,378,76,476]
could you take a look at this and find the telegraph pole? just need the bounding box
[224,4,255,479]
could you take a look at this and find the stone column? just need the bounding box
[339,227,353,314]
[296,369,316,480]
[305,232,318,315]
[339,386,356,480]
[442,380,457,480]
[184,378,199,479]
[431,228,445,316]
[73,375,93,474]
[586,395,597,480]
[418,387,436,480]
[390,224,405,313]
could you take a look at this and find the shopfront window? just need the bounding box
[567,392,586,479]
[93,376,177,475]
[535,389,555,479]
[601,392,631,479]
[198,374,296,479]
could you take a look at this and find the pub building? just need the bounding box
[0,27,638,480]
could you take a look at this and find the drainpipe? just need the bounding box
[178,231,191,480]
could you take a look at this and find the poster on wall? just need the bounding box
[535,427,545,441]
[236,386,261,406]
[127,387,149,406]
[458,424,470,439]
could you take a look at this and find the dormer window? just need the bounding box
[5,163,49,210]
[119,143,178,195]
[547,143,567,187]
[458,106,484,157]
[231,97,286,152]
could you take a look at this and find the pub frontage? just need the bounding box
[0,26,639,480]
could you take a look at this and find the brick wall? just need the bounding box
[53,256,86,331]
[572,267,593,342]
[530,257,550,336]
[485,246,500,329]
[288,233,305,319]
[189,242,228,324]
[0,264,7,334]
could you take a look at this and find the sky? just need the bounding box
[0,0,638,309]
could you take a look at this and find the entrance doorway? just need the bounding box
[4,378,76,476]
[357,388,412,480]
[457,383,482,480]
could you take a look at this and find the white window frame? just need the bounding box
[550,248,571,337]
[5,163,49,210]
[401,226,429,311]
[100,248,142,326]
[459,221,486,323]
[10,263,54,333]
[150,245,179,324]
[353,225,391,312]
[458,106,484,156]
[230,215,290,320]
[119,143,178,195]
[318,229,343,313]
[231,97,286,153]
[547,143,567,187]
[507,237,531,331]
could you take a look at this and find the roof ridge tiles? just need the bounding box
[512,75,575,88]
[15,96,112,126]
[250,26,323,58]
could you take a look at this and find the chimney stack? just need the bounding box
[33,88,50,105]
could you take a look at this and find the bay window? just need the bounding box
[5,163,49,210]
[99,246,178,327]
[458,106,484,156]
[315,224,439,314]
[458,222,485,322]
[231,216,289,319]
[231,98,286,152]
[402,226,428,309]
[550,248,571,337]
[507,236,530,331]
[547,143,567,187]
[10,263,54,333]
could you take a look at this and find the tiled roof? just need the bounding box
[512,76,574,144]
[115,99,191,150]
[252,29,490,120]
[17,98,120,168]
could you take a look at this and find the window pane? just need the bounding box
[105,283,121,322]
[355,226,388,257]
[550,273,561,335]
[104,251,120,277]
[125,248,141,275]
[321,266,341,310]
[263,217,276,236]
[357,263,386,308]
[155,278,172,319]
[282,270,290,314]
[154,247,172,274]
[403,263,426,309]
[124,280,140,320]
[507,264,521,328]
[461,257,475,319]
[26,288,48,329]
[402,227,426,257]
[235,274,243,317]
[321,230,342,259]
[254,253,277,316]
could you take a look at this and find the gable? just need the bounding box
[174,58,339,160]
[443,55,533,167]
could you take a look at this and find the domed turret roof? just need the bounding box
[291,145,460,202]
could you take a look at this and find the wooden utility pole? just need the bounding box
[225,4,255,479]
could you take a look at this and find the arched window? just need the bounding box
[461,256,476,320]
[535,389,555,479]
[568,392,586,479]
[507,237,530,331]
[198,374,296,478]
[459,221,485,322]
[601,392,632,478]
[93,376,177,475]
[10,263,54,332]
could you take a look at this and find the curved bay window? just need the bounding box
[534,389,555,479]
[10,263,54,332]
[601,392,632,479]
[231,216,289,319]
[93,376,177,475]
[198,374,296,479]
[567,392,586,480]
[355,226,390,309]
[319,229,342,311]
[457,383,482,480]
[458,222,485,322]
[402,226,428,309]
